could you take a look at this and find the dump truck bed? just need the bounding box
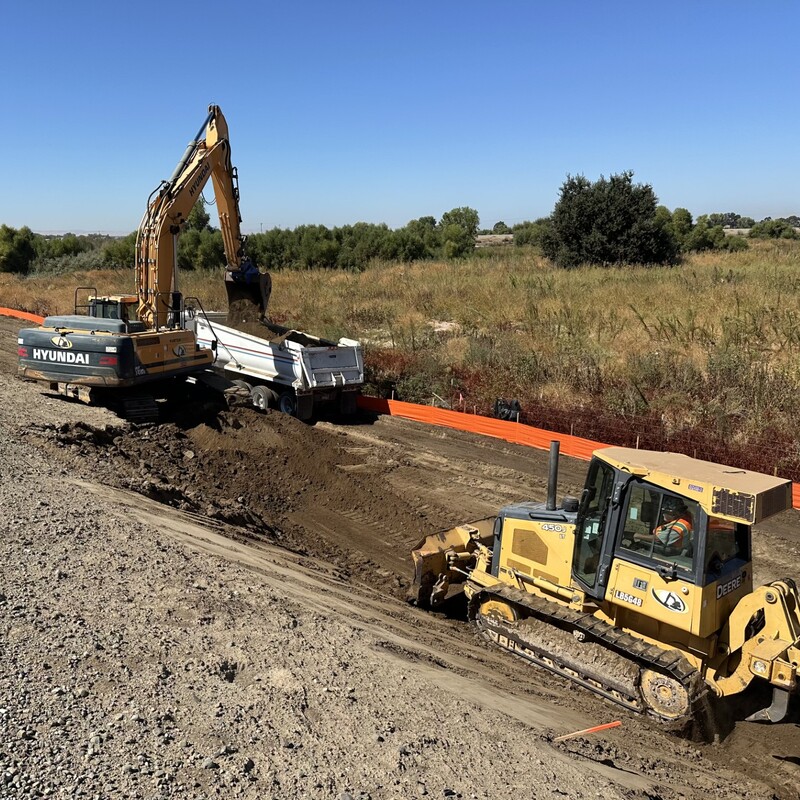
[190,313,363,394]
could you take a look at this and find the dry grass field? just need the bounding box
[4,239,800,476]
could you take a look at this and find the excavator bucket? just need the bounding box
[226,271,272,326]
[410,518,495,608]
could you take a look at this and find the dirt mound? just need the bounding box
[23,407,448,595]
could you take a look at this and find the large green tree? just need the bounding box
[542,172,679,268]
[185,198,212,232]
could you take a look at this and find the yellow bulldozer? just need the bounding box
[412,444,800,725]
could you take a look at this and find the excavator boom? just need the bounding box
[136,104,269,328]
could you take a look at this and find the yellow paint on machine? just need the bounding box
[132,330,212,375]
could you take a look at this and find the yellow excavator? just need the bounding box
[17,105,269,420]
[412,444,800,725]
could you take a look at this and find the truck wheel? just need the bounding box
[278,391,298,417]
[296,394,314,421]
[251,385,277,411]
[232,379,253,392]
[339,391,358,416]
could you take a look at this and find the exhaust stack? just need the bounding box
[546,440,559,511]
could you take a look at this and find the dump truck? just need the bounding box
[190,312,363,420]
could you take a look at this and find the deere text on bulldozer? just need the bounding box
[412,444,800,726]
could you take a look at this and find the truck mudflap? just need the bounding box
[410,518,495,608]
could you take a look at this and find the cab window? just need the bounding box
[704,517,750,583]
[619,485,698,573]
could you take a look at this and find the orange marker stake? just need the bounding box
[553,720,622,743]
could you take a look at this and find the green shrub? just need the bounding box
[542,172,679,267]
[749,219,799,239]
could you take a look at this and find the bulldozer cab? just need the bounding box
[573,448,792,637]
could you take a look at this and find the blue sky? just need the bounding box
[2,1,797,234]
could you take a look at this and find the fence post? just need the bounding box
[636,435,640,450]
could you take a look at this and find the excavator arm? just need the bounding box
[135,105,270,329]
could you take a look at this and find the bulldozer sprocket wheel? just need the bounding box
[640,669,691,719]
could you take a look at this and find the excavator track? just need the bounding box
[469,584,708,725]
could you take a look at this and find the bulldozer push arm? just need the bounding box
[714,578,800,721]
[135,105,269,329]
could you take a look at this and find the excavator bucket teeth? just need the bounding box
[745,687,792,723]
[410,519,494,608]
[226,272,272,325]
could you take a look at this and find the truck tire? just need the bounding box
[296,393,314,421]
[278,391,298,417]
[251,385,278,411]
[232,379,253,392]
[339,391,358,416]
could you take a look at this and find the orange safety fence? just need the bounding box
[0,307,45,324]
[358,395,602,460]
[3,307,799,510]
[357,395,800,512]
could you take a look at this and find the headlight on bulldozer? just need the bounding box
[751,659,768,676]
[749,654,797,689]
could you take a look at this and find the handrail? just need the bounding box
[183,298,240,368]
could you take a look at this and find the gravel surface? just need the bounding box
[2,313,799,799]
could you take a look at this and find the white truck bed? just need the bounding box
[190,313,363,419]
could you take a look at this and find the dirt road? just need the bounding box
[1,314,799,799]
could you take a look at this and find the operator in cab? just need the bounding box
[633,497,693,551]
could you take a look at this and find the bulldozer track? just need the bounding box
[469,584,707,723]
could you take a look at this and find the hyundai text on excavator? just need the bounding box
[17,105,269,421]
[412,444,800,726]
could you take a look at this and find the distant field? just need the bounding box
[3,239,800,478]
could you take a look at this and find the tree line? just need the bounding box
[1,175,797,275]
[509,173,798,268]
[0,203,480,275]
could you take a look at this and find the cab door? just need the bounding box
[609,481,703,636]
[572,458,619,598]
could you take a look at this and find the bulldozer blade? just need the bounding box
[410,519,494,608]
[745,687,791,723]
[226,271,272,325]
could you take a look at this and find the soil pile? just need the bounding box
[22,407,450,595]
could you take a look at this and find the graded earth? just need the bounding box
[1,315,799,799]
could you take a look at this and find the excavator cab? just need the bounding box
[87,295,139,323]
